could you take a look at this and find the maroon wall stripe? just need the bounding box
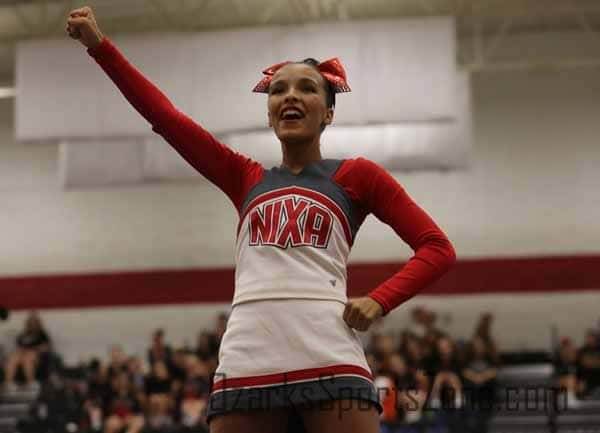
[1,255,599,311]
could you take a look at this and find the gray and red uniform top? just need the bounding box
[88,38,456,315]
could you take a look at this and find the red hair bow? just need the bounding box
[252,58,351,93]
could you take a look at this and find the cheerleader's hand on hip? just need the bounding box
[343,297,383,332]
[66,6,104,49]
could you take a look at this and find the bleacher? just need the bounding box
[3,359,600,433]
[0,389,35,433]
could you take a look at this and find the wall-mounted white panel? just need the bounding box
[363,18,457,123]
[59,139,145,188]
[385,71,473,170]
[98,34,198,136]
[16,39,104,139]
[143,136,202,181]
[190,29,279,134]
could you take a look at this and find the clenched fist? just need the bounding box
[343,297,384,332]
[66,6,104,49]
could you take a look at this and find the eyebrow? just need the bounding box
[270,76,320,88]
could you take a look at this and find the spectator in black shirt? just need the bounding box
[86,358,108,401]
[126,356,145,392]
[553,337,582,407]
[170,348,188,387]
[179,355,210,432]
[474,312,500,365]
[462,335,498,429]
[400,333,426,374]
[148,328,173,369]
[4,311,51,389]
[428,336,463,408]
[145,360,174,430]
[214,312,228,344]
[105,345,128,381]
[369,334,396,361]
[578,330,600,397]
[103,371,144,433]
[385,353,428,423]
[195,331,219,363]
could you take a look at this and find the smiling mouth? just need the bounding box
[280,107,305,122]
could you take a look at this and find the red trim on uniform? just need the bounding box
[211,364,373,392]
[237,186,353,245]
[1,255,599,311]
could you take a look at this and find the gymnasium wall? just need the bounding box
[1,48,600,362]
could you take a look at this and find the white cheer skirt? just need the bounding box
[207,298,381,422]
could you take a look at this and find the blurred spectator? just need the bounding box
[408,307,428,339]
[102,370,145,433]
[423,309,445,340]
[408,307,444,341]
[428,336,463,408]
[4,311,51,389]
[399,333,430,402]
[81,360,107,432]
[106,344,128,381]
[21,371,87,433]
[554,337,582,405]
[400,333,426,373]
[170,347,188,384]
[144,360,174,430]
[213,312,229,344]
[462,336,498,433]
[578,329,600,397]
[178,355,210,432]
[370,334,397,360]
[148,328,173,369]
[127,355,146,392]
[86,358,108,401]
[474,312,500,365]
[378,353,428,425]
[462,336,498,398]
[195,331,219,363]
[0,346,5,385]
[365,352,381,377]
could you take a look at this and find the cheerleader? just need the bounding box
[67,7,456,433]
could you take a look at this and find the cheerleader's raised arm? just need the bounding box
[67,7,263,211]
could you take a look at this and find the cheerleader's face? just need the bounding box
[267,63,334,144]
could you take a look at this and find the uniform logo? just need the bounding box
[248,196,333,249]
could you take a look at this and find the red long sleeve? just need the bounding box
[335,158,456,315]
[87,38,263,212]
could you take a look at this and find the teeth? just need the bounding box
[282,109,302,118]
